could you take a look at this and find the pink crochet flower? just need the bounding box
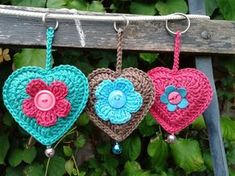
[23,79,71,127]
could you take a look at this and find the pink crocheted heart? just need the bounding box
[147,67,213,134]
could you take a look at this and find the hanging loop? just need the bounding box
[42,13,59,31]
[113,15,129,33]
[165,13,190,35]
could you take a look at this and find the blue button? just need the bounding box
[108,90,126,109]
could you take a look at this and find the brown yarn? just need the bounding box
[86,68,154,142]
[86,29,155,142]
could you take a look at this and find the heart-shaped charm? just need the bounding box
[86,26,154,144]
[3,65,88,146]
[147,31,213,139]
[148,67,212,134]
[2,27,89,152]
[86,67,154,142]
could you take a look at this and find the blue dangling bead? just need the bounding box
[112,142,122,155]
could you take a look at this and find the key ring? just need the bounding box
[114,15,129,33]
[165,13,190,35]
[42,13,59,31]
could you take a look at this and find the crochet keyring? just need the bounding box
[86,18,154,154]
[148,13,213,142]
[3,14,89,157]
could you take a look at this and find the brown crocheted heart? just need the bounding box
[86,67,154,141]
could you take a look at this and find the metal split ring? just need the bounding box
[165,13,190,35]
[42,13,59,30]
[114,15,129,32]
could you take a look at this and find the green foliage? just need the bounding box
[155,0,188,15]
[0,0,234,176]
[217,0,235,20]
[0,135,10,164]
[14,49,46,69]
[170,139,205,173]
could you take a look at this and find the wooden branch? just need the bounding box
[0,5,235,54]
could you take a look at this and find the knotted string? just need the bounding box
[116,28,124,76]
[46,27,55,70]
[172,31,181,72]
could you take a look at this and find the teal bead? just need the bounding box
[112,142,122,155]
[108,90,126,109]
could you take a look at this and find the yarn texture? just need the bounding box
[95,78,143,125]
[86,29,155,142]
[23,79,71,127]
[3,27,89,146]
[147,31,213,134]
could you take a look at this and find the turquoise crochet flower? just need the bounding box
[160,85,189,112]
[95,78,143,125]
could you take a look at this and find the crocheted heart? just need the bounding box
[3,65,89,146]
[147,67,213,134]
[86,68,154,142]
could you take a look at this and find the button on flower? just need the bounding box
[95,78,143,125]
[23,79,71,127]
[160,85,189,112]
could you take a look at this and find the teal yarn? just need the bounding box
[2,27,89,146]
[95,78,143,125]
[46,27,54,70]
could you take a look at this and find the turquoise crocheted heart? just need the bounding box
[3,65,89,146]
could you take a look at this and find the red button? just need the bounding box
[34,90,56,111]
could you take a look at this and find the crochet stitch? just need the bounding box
[95,78,143,124]
[3,27,89,146]
[147,31,213,134]
[23,79,71,127]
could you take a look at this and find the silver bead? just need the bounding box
[45,147,55,158]
[166,134,176,143]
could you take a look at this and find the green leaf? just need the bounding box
[130,2,156,15]
[122,161,151,176]
[221,117,235,141]
[0,135,10,164]
[47,0,66,8]
[192,116,206,130]
[63,146,73,157]
[123,135,141,161]
[203,152,213,170]
[205,0,218,16]
[139,53,158,64]
[65,160,74,176]
[11,0,46,7]
[6,167,22,176]
[48,156,66,176]
[88,1,105,12]
[23,163,44,176]
[67,0,87,10]
[75,134,86,149]
[22,147,37,164]
[217,0,235,20]
[147,136,169,168]
[170,139,205,173]
[78,113,90,126]
[14,49,46,69]
[102,156,119,176]
[8,149,23,167]
[155,0,188,15]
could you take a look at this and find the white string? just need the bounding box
[71,10,86,47]
[0,8,210,21]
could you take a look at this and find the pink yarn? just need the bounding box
[147,31,213,134]
[23,79,71,127]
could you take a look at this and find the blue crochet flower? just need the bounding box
[95,78,143,125]
[160,85,189,112]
